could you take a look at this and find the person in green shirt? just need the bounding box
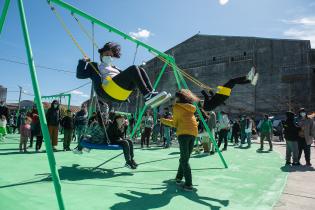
[259,114,273,151]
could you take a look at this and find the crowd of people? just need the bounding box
[0,90,314,191]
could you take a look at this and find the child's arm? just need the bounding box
[160,118,175,127]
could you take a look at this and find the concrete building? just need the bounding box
[132,34,315,116]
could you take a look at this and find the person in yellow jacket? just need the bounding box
[161,89,199,191]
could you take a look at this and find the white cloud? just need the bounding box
[70,90,89,98]
[283,17,315,26]
[129,28,152,40]
[282,17,315,47]
[71,90,83,95]
[219,0,229,6]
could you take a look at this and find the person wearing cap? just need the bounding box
[283,111,300,165]
[46,100,60,151]
[76,42,168,106]
[297,108,314,166]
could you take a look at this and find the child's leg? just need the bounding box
[139,67,153,92]
[23,138,28,151]
[114,139,132,162]
[19,138,23,151]
[260,133,265,149]
[140,132,145,147]
[292,141,299,163]
[223,77,250,89]
[285,141,291,163]
[146,128,152,147]
[126,139,134,160]
[112,65,151,96]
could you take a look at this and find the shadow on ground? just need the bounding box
[110,179,229,210]
[280,165,315,172]
[0,164,133,189]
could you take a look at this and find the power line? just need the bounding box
[7,81,91,99]
[60,81,91,94]
[0,57,76,74]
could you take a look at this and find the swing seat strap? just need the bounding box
[102,76,132,101]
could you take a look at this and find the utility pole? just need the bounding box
[88,21,95,116]
[18,85,22,113]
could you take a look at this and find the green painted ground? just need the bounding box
[0,134,287,210]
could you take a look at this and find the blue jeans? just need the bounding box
[241,132,251,145]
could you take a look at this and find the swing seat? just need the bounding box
[80,140,122,150]
[101,76,132,102]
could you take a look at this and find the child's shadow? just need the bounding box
[110,179,229,210]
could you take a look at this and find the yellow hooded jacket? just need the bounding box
[161,103,198,137]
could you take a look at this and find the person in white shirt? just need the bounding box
[217,111,230,151]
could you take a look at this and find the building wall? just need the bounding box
[128,35,314,115]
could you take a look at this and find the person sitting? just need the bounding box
[76,42,168,106]
[73,113,138,170]
[107,114,138,169]
[73,112,106,154]
[202,67,258,111]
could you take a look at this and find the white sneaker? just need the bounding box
[73,148,83,155]
[145,91,167,106]
[251,73,259,86]
[246,66,256,81]
[151,93,172,108]
[82,147,91,153]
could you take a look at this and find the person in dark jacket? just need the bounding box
[28,106,38,148]
[0,101,9,121]
[61,110,74,151]
[34,114,43,152]
[46,100,60,151]
[107,114,137,169]
[231,120,241,146]
[283,111,300,166]
[74,104,88,144]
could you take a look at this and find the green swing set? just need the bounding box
[0,0,228,209]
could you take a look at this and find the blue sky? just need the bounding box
[1,0,315,106]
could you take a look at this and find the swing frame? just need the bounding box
[0,1,228,209]
[40,93,72,110]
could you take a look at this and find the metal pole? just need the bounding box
[67,94,71,110]
[171,61,228,168]
[88,21,95,117]
[17,85,22,113]
[49,0,172,62]
[17,0,66,209]
[0,0,10,34]
[130,62,168,138]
